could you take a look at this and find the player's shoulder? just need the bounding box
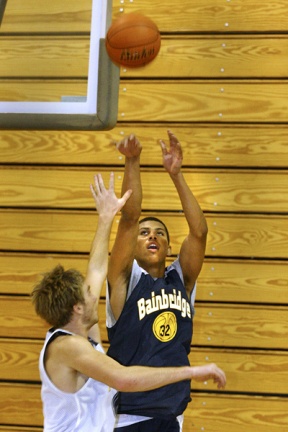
[50,332,91,357]
[166,258,182,276]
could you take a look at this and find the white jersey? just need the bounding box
[40,328,116,432]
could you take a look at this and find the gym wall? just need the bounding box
[0,1,287,431]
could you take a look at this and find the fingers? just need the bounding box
[90,173,132,211]
[89,183,97,201]
[210,364,226,389]
[91,173,105,196]
[167,129,178,145]
[115,134,140,149]
[109,172,115,191]
[159,139,168,155]
[191,363,226,390]
[120,189,133,206]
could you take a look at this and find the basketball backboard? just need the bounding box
[0,0,7,25]
[0,0,120,130]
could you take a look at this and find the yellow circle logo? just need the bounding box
[152,311,177,342]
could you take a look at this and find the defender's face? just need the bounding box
[135,220,170,265]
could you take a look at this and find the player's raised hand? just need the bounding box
[114,133,142,158]
[191,363,226,390]
[160,130,183,175]
[90,172,132,219]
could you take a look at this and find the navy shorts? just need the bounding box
[115,418,180,432]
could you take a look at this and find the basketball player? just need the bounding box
[107,131,221,431]
[32,172,225,432]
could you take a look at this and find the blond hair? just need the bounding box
[31,264,84,328]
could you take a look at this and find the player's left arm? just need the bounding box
[160,130,208,297]
[86,173,132,312]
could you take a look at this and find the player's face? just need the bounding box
[135,220,170,265]
[81,284,99,327]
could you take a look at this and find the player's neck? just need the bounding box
[63,320,89,339]
[141,261,166,279]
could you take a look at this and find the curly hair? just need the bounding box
[31,264,85,328]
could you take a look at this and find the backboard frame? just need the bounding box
[0,0,120,130]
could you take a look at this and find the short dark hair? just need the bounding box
[139,216,170,244]
[31,264,85,328]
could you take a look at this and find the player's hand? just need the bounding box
[160,130,183,175]
[114,134,142,158]
[191,363,226,389]
[90,172,132,218]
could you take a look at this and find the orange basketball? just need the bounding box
[105,13,161,68]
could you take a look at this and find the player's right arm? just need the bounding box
[107,134,142,320]
[56,335,227,392]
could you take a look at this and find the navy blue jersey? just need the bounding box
[107,267,193,419]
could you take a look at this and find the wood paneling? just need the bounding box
[1,0,288,430]
[1,167,288,213]
[2,253,287,304]
[0,383,43,427]
[1,80,288,122]
[2,298,287,350]
[1,125,288,168]
[2,36,288,79]
[0,37,89,78]
[1,210,287,259]
[186,393,288,432]
[2,338,287,395]
[1,384,287,432]
[0,252,90,296]
[0,80,87,102]
[193,304,288,350]
[1,0,92,33]
[122,36,288,78]
[118,81,288,123]
[113,0,288,33]
[0,428,42,432]
[190,349,288,394]
[0,338,42,381]
[0,297,49,339]
[196,259,288,304]
[2,0,288,33]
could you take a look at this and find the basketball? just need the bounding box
[105,13,161,68]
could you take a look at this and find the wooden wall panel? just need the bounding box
[1,384,286,432]
[1,125,288,168]
[0,80,87,102]
[1,80,288,122]
[0,253,90,296]
[0,297,48,339]
[2,0,288,33]
[190,349,288,395]
[1,167,288,213]
[186,394,288,432]
[0,428,41,432]
[1,253,287,304]
[122,36,288,79]
[2,36,288,79]
[2,340,288,396]
[1,0,92,33]
[1,0,288,431]
[0,339,41,381]
[2,298,288,351]
[112,0,288,33]
[0,210,288,259]
[0,383,43,427]
[118,81,288,123]
[0,37,89,78]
